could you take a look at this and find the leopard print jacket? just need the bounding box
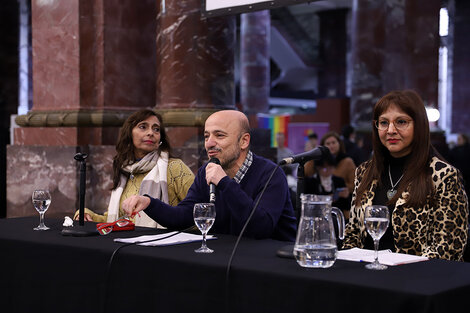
[342,156,468,261]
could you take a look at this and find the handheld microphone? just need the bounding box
[279,146,330,165]
[208,157,220,203]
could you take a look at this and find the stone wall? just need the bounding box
[6,144,202,219]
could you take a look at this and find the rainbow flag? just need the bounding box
[257,114,290,147]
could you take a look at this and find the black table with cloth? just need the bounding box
[1,217,469,313]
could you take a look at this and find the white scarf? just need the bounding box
[106,150,169,228]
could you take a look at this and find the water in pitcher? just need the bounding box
[294,243,337,268]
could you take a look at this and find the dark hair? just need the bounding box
[341,125,355,138]
[320,131,346,155]
[308,132,318,139]
[111,109,173,190]
[315,151,335,168]
[458,133,469,145]
[355,90,435,207]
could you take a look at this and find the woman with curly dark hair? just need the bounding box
[74,109,194,227]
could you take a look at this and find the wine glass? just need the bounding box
[193,203,216,253]
[364,205,389,270]
[32,190,51,231]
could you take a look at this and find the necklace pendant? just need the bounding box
[130,174,134,180]
[387,189,397,200]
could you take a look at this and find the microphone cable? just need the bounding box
[100,226,195,313]
[224,164,280,313]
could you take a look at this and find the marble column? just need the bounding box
[317,9,348,98]
[240,10,271,115]
[350,0,440,127]
[156,0,235,113]
[155,0,236,169]
[15,0,158,145]
[1,1,22,217]
[450,0,470,133]
[8,0,158,218]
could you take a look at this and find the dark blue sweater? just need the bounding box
[144,153,297,242]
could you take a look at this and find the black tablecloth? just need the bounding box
[1,216,469,313]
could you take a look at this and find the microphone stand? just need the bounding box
[62,153,98,236]
[276,162,305,259]
[295,163,305,223]
[78,153,86,226]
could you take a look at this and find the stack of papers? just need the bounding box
[114,231,216,246]
[337,248,428,266]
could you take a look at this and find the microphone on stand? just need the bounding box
[62,152,98,236]
[279,146,330,165]
[277,146,331,259]
[279,146,330,225]
[208,158,220,203]
[75,153,87,227]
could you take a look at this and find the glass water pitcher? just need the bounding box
[294,194,345,268]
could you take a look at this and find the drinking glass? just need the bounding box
[364,205,389,270]
[32,190,51,231]
[193,203,216,253]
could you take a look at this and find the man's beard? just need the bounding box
[221,149,240,170]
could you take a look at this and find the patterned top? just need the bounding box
[342,156,468,261]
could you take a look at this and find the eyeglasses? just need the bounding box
[96,214,137,235]
[374,118,413,131]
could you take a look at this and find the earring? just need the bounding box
[159,141,162,145]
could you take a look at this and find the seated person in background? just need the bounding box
[342,124,368,166]
[276,132,294,164]
[74,109,195,227]
[304,132,318,151]
[305,131,356,194]
[122,110,297,241]
[276,131,298,177]
[304,154,350,218]
[343,90,468,261]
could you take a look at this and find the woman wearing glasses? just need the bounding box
[343,90,468,261]
[74,109,195,227]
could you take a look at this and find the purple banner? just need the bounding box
[287,122,330,154]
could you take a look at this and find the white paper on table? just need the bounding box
[114,231,216,246]
[337,248,429,266]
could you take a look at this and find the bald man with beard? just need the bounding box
[122,110,297,241]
